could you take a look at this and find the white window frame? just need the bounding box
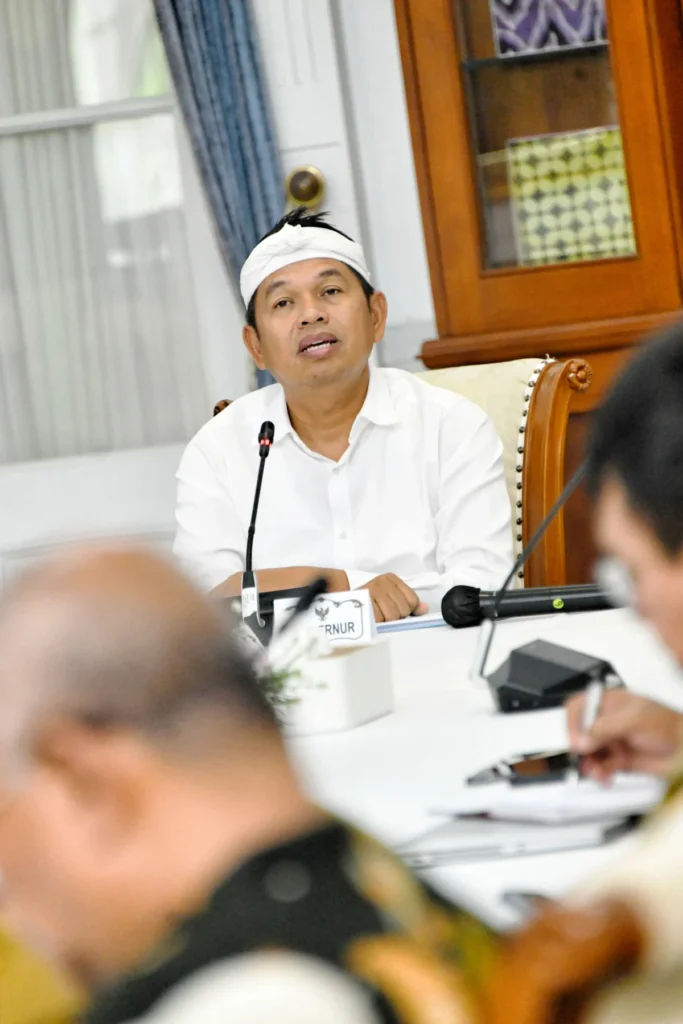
[0,91,252,418]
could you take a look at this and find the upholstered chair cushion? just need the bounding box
[417,358,550,564]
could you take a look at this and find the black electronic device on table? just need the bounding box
[463,463,623,712]
[488,639,617,713]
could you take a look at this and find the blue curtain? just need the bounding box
[153,0,282,387]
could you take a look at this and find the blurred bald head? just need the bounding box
[0,549,314,988]
[0,547,276,774]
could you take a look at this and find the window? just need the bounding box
[0,0,210,463]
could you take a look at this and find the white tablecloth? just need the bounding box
[288,608,683,927]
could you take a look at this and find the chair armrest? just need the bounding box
[487,898,645,1024]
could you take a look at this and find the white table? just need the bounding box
[289,608,683,928]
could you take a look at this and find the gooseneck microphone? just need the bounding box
[241,421,275,631]
[472,460,588,680]
[444,462,590,630]
[442,583,610,629]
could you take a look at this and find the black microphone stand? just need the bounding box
[241,422,274,635]
[478,462,588,679]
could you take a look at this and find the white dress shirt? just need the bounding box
[174,367,513,604]
[128,952,380,1024]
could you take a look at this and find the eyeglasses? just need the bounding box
[594,556,637,609]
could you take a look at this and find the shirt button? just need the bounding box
[339,531,348,540]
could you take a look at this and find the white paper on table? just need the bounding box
[431,773,665,825]
[396,816,629,868]
[375,612,446,634]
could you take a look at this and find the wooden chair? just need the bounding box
[418,357,593,588]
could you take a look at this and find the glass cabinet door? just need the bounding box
[457,0,637,270]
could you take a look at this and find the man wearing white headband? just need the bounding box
[174,208,513,620]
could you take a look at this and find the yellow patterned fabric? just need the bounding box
[0,928,81,1024]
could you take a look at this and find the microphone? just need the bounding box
[463,462,621,712]
[476,460,587,675]
[241,421,275,635]
[442,583,611,629]
[448,460,587,640]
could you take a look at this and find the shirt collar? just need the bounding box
[262,384,294,446]
[260,365,398,448]
[353,365,399,431]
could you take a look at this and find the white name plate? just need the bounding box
[273,589,376,646]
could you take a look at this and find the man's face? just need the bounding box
[0,728,164,988]
[0,762,105,982]
[243,257,387,391]
[595,476,683,662]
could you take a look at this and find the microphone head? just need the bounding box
[441,585,483,629]
[258,420,275,455]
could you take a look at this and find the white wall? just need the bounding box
[334,0,436,370]
[0,445,182,587]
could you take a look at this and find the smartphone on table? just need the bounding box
[467,751,575,786]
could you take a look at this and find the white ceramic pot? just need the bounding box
[282,640,393,736]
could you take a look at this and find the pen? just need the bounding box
[571,678,604,779]
[582,678,605,735]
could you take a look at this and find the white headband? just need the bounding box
[240,223,371,307]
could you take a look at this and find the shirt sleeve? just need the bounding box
[173,436,245,592]
[574,782,683,976]
[402,404,513,599]
[136,952,381,1024]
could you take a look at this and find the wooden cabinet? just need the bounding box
[396,0,683,582]
[395,0,683,367]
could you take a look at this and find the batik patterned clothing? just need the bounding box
[84,821,497,1024]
